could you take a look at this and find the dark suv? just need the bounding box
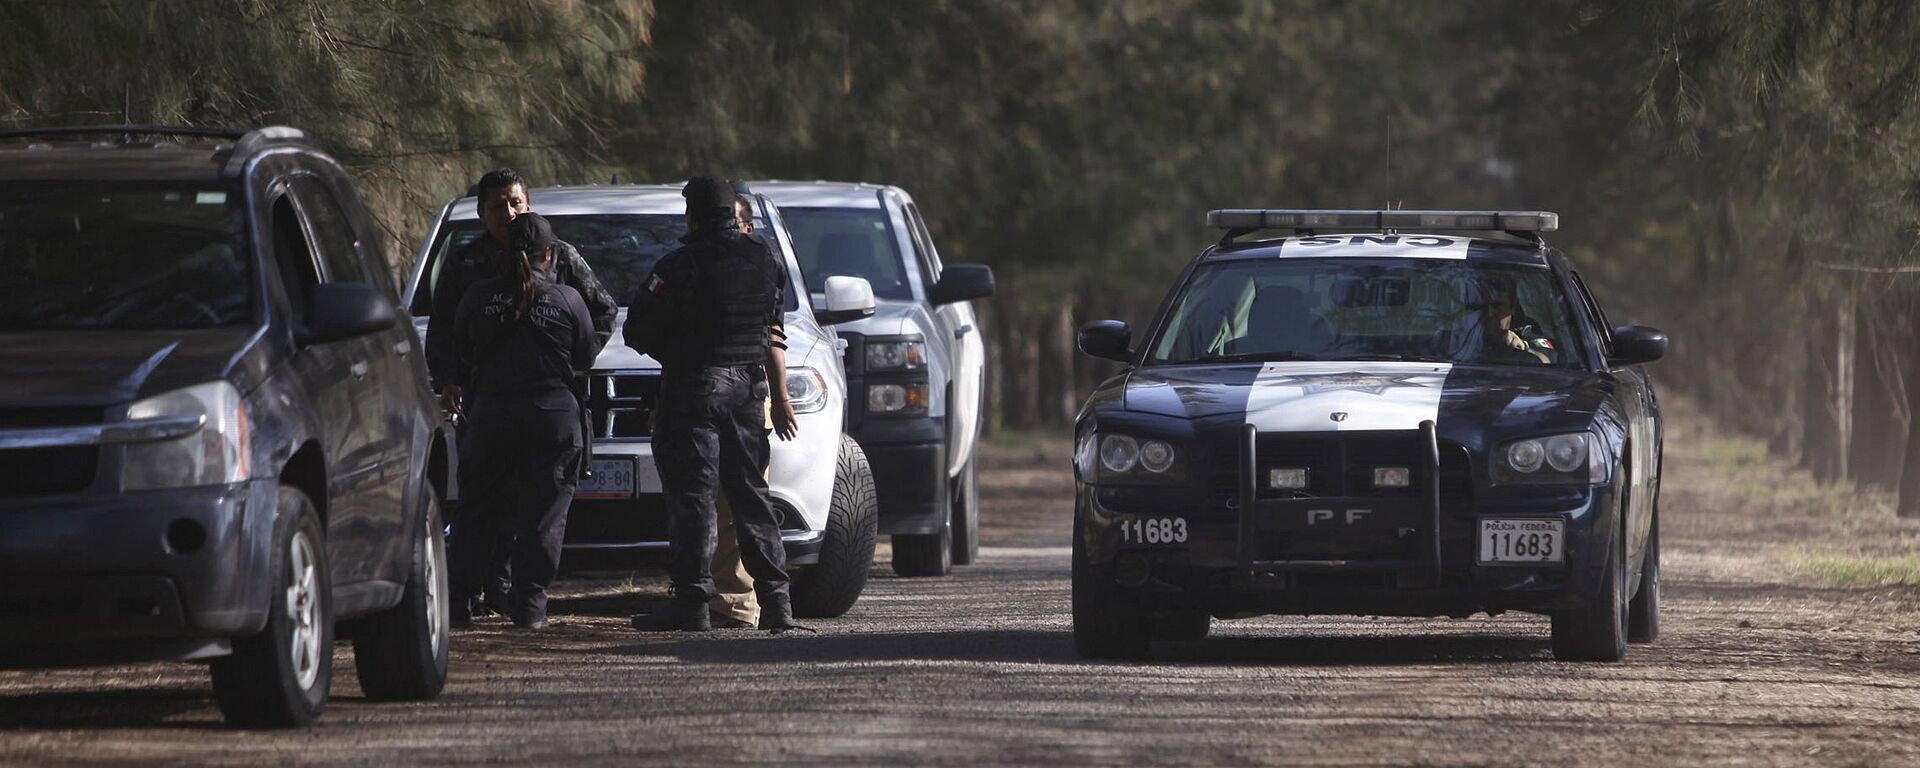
[0,126,450,727]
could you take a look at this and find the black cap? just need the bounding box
[509,212,556,255]
[683,175,735,220]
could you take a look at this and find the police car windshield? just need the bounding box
[0,182,251,331]
[777,207,914,301]
[428,214,798,312]
[1147,258,1583,368]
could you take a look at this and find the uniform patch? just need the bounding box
[646,274,666,295]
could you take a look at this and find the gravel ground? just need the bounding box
[4,408,1920,766]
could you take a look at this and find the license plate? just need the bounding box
[576,458,637,500]
[1477,518,1564,564]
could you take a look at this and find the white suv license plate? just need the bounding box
[1478,518,1564,565]
[576,458,637,500]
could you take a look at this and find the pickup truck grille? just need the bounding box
[586,371,660,439]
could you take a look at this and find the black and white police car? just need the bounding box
[1072,210,1667,662]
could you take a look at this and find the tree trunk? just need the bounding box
[1056,300,1076,423]
[1803,304,1843,481]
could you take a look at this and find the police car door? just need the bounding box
[1571,270,1654,565]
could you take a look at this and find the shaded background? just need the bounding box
[6,0,1919,510]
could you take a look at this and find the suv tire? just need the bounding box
[1071,515,1152,659]
[1550,520,1628,662]
[351,487,450,701]
[212,487,333,728]
[793,436,879,618]
[950,458,980,566]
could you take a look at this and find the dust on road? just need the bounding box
[4,407,1920,766]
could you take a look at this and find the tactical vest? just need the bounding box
[698,233,781,367]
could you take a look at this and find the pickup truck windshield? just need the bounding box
[1148,258,1585,368]
[0,183,250,330]
[777,207,914,301]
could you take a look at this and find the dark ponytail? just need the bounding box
[512,247,536,321]
[505,213,557,321]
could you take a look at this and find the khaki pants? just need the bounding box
[708,397,772,624]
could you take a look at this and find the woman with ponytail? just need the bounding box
[450,213,603,630]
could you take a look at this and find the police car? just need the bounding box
[1072,210,1666,661]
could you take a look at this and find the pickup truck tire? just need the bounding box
[793,436,879,618]
[891,517,952,577]
[951,458,980,566]
[211,487,333,728]
[351,487,450,701]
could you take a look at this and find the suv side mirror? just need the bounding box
[816,276,877,326]
[1078,320,1132,363]
[300,283,397,345]
[928,264,995,306]
[1609,325,1668,366]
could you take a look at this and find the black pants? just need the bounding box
[450,389,581,621]
[656,365,788,604]
[448,421,512,604]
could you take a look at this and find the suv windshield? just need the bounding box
[778,206,913,301]
[1147,258,1584,368]
[0,183,251,330]
[425,213,797,311]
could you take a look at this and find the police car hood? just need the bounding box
[0,328,259,407]
[1121,361,1610,435]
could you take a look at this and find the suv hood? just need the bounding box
[0,328,260,408]
[1120,361,1609,435]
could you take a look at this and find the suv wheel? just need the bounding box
[1550,520,1628,662]
[793,436,879,618]
[950,458,981,566]
[211,486,333,728]
[1072,515,1152,659]
[1628,507,1660,644]
[351,486,450,700]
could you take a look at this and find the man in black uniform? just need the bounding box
[626,175,799,634]
[450,213,603,629]
[428,168,616,620]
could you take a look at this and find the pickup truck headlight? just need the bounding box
[866,338,926,371]
[1078,432,1183,484]
[122,381,251,490]
[867,383,928,414]
[786,366,829,414]
[1494,432,1607,485]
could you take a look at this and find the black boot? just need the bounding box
[631,598,711,632]
[757,591,812,635]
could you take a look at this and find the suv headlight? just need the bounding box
[123,381,251,490]
[786,366,829,414]
[866,338,926,371]
[1078,431,1183,484]
[1493,432,1607,485]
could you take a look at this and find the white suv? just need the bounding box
[405,184,880,616]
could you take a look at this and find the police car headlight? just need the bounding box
[1099,435,1139,473]
[1083,432,1183,484]
[785,367,829,414]
[866,338,926,371]
[123,381,251,490]
[1495,432,1607,485]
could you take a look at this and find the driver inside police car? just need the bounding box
[1475,275,1553,365]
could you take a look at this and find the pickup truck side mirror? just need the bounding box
[300,282,397,345]
[1608,325,1668,366]
[929,264,995,306]
[1078,320,1132,363]
[816,275,877,326]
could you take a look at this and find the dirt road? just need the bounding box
[5,409,1920,766]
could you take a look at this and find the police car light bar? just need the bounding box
[1207,209,1559,233]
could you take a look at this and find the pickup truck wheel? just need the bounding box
[1628,507,1661,644]
[351,487,450,701]
[1550,522,1628,662]
[1072,515,1151,659]
[951,458,981,566]
[211,487,333,728]
[891,520,952,577]
[793,436,879,618]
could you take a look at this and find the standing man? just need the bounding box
[626,175,800,634]
[428,168,617,623]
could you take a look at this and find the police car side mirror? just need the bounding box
[1078,320,1132,363]
[816,276,877,326]
[1608,325,1668,366]
[929,264,995,306]
[299,282,397,345]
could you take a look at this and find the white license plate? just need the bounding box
[1477,518,1564,564]
[576,458,637,500]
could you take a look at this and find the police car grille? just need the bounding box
[1207,433,1472,503]
[0,407,104,495]
[587,372,660,439]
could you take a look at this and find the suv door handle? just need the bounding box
[393,340,411,357]
[350,361,370,379]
